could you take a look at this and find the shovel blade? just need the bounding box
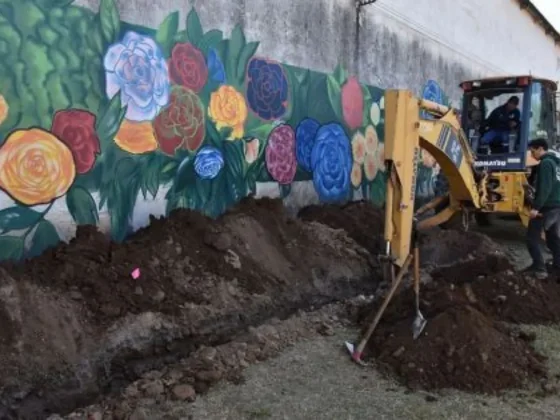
[412,312,427,340]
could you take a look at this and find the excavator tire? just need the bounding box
[433,196,469,231]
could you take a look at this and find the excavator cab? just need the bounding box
[460,76,558,171]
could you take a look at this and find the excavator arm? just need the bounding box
[382,90,486,268]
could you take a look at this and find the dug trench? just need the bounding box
[0,199,548,418]
[0,198,386,419]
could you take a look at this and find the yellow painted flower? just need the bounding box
[364,125,378,156]
[0,128,76,205]
[244,137,260,164]
[370,102,381,126]
[364,150,378,181]
[114,119,158,154]
[351,131,366,165]
[208,85,248,140]
[380,96,385,110]
[376,142,386,173]
[0,94,8,126]
[351,162,362,187]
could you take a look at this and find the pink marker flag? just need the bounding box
[131,268,141,279]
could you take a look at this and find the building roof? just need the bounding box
[516,0,560,44]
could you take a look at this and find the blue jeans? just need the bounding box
[481,129,509,146]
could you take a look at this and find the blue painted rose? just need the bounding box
[104,31,170,122]
[246,58,289,120]
[194,146,224,180]
[311,123,352,203]
[295,118,320,172]
[207,48,226,84]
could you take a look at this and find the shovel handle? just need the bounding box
[355,254,413,356]
[413,247,420,299]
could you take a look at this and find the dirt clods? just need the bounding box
[0,198,377,418]
[369,304,546,393]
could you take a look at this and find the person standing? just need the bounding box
[524,138,560,279]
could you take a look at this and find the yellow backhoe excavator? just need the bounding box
[345,75,559,363]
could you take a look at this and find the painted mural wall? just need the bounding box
[0,0,448,262]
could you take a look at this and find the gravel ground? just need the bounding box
[142,328,560,420]
[129,217,560,420]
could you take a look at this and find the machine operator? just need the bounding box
[480,96,521,150]
[524,138,560,279]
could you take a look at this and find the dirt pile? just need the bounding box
[0,198,377,419]
[361,253,560,393]
[369,305,546,393]
[298,201,385,254]
[298,201,504,267]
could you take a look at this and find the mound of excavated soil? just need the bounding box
[368,305,546,393]
[360,254,560,393]
[298,201,385,255]
[431,256,560,324]
[298,201,503,267]
[3,198,374,326]
[0,198,377,418]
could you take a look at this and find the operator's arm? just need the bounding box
[533,160,555,211]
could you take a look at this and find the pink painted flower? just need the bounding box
[265,124,296,184]
[341,77,364,130]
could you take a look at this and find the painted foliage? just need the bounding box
[416,79,450,202]
[0,0,390,261]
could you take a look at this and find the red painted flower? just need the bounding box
[51,109,100,174]
[265,124,297,185]
[168,43,208,93]
[153,85,206,155]
[341,77,364,130]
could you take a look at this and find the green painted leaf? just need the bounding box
[226,24,245,84]
[155,11,179,57]
[326,74,343,121]
[174,157,197,193]
[27,220,60,259]
[333,63,347,85]
[162,161,178,174]
[0,207,42,234]
[0,236,24,262]
[186,8,203,46]
[362,84,372,127]
[236,41,259,85]
[307,73,336,123]
[96,94,127,149]
[99,0,120,43]
[198,29,223,54]
[246,123,275,141]
[66,186,99,225]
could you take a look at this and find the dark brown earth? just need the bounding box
[0,197,378,419]
[360,251,560,394]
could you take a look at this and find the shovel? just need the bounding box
[412,246,427,339]
[345,254,413,364]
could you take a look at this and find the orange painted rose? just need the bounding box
[0,95,8,126]
[208,85,248,140]
[115,119,158,154]
[0,128,76,205]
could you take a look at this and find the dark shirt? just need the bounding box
[486,104,520,131]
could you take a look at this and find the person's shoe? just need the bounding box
[520,264,548,279]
